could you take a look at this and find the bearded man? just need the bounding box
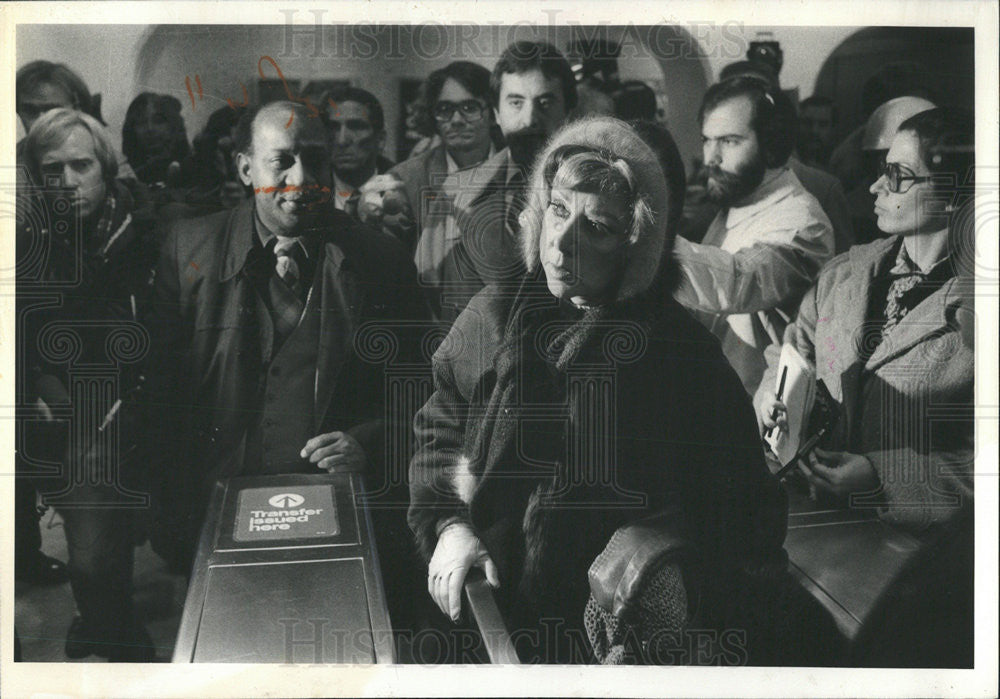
[672,77,834,395]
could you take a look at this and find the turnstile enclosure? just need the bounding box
[172,473,395,663]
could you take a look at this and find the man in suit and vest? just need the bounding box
[143,101,424,598]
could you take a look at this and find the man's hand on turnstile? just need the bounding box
[301,431,367,473]
[428,522,499,622]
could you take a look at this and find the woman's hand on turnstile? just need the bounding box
[428,522,499,621]
[301,431,367,472]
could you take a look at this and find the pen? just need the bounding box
[764,365,788,439]
[774,425,828,480]
[97,399,123,433]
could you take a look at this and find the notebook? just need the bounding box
[764,343,816,465]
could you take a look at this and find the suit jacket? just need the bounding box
[756,236,974,533]
[435,147,527,322]
[143,199,424,564]
[789,157,855,254]
[387,143,448,252]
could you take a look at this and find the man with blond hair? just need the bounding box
[17,108,157,660]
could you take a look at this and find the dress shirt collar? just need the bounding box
[333,162,386,211]
[888,237,951,279]
[332,171,355,212]
[253,208,311,260]
[445,143,497,175]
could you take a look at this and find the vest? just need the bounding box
[244,277,321,475]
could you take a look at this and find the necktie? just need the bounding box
[344,190,361,219]
[268,237,306,344]
[273,237,304,297]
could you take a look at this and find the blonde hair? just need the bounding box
[519,117,672,302]
[544,146,654,246]
[23,107,118,184]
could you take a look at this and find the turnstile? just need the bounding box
[784,485,921,640]
[172,472,395,663]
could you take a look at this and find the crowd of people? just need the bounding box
[14,37,975,665]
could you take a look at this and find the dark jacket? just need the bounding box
[143,199,425,565]
[16,179,157,492]
[435,147,527,322]
[408,119,790,661]
[409,283,789,648]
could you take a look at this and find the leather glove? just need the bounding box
[427,522,499,621]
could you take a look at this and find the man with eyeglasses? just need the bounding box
[436,41,577,321]
[672,77,834,397]
[359,62,498,318]
[363,45,576,321]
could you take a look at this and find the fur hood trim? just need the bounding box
[518,116,670,302]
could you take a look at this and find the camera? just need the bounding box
[748,36,783,78]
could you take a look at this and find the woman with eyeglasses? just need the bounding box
[359,61,501,318]
[757,106,975,535]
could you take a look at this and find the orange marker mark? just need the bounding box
[227,82,249,111]
[185,76,197,110]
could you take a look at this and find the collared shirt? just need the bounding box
[252,209,315,295]
[444,143,497,175]
[865,235,955,344]
[887,238,952,279]
[332,171,357,212]
[333,163,389,212]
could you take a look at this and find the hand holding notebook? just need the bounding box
[763,343,816,466]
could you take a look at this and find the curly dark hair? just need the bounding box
[699,76,797,168]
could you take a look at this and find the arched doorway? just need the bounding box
[814,27,974,140]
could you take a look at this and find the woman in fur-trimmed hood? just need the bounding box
[407,117,789,663]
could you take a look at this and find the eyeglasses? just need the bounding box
[879,161,934,194]
[433,100,487,123]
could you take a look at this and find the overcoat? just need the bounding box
[143,199,425,564]
[756,235,975,533]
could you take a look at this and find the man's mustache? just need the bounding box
[701,165,742,189]
[253,184,329,196]
[253,183,332,209]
